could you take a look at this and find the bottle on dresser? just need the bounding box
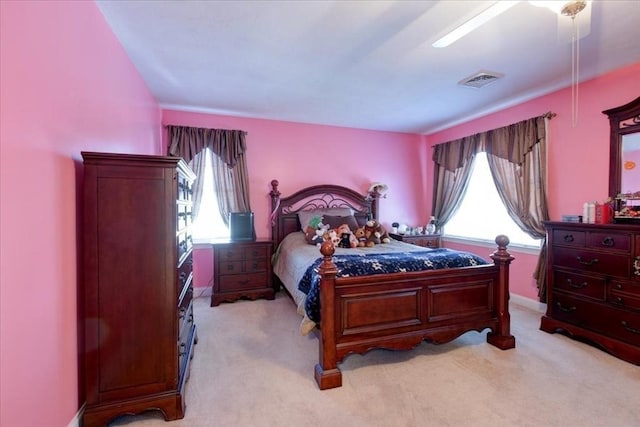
[582,201,596,224]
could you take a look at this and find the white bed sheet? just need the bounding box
[272,231,430,334]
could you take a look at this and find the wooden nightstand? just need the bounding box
[390,233,441,249]
[210,239,275,306]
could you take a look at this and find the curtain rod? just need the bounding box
[163,124,247,135]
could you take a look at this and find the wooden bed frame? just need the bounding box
[269,180,516,389]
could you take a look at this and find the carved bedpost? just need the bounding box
[269,179,281,242]
[314,241,342,390]
[487,234,517,350]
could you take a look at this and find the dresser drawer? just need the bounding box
[550,293,640,346]
[552,229,586,247]
[178,299,193,344]
[600,305,640,346]
[549,293,609,335]
[219,272,269,291]
[552,269,605,300]
[608,280,640,312]
[177,252,193,295]
[552,247,631,278]
[609,280,640,297]
[586,231,631,253]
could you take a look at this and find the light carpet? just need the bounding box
[110,292,640,427]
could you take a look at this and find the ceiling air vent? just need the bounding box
[458,71,504,88]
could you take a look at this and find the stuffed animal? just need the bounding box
[364,219,391,246]
[325,228,341,246]
[354,226,367,247]
[336,223,358,248]
[306,216,330,246]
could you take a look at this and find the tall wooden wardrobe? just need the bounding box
[81,152,196,426]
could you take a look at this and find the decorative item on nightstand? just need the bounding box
[426,216,437,234]
[229,211,255,241]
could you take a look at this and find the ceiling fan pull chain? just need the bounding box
[571,14,580,127]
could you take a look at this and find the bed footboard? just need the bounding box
[314,235,516,390]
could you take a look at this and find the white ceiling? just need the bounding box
[96,0,640,134]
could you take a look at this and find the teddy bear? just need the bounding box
[364,219,391,246]
[354,226,367,247]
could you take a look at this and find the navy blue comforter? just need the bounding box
[298,248,489,323]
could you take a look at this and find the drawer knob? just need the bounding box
[179,308,186,320]
[634,257,640,276]
[621,321,640,335]
[576,256,598,266]
[563,234,574,243]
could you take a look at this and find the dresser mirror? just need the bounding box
[605,96,640,198]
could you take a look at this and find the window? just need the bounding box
[191,149,230,241]
[444,152,540,248]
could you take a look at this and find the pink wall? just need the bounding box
[162,111,427,289]
[162,110,426,236]
[427,61,640,300]
[0,2,161,426]
[173,63,640,300]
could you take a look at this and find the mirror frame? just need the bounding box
[604,96,640,199]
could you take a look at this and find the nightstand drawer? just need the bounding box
[219,273,269,291]
[246,246,269,259]
[218,246,244,261]
[220,261,243,275]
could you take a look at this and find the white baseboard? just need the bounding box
[510,293,546,313]
[194,286,212,298]
[68,404,84,427]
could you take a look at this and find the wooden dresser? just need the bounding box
[389,233,441,248]
[211,239,274,306]
[541,221,640,365]
[82,152,197,426]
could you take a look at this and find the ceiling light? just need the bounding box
[529,1,587,16]
[531,1,589,126]
[432,1,520,48]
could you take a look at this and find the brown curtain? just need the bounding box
[432,134,482,230]
[167,125,251,228]
[431,114,552,301]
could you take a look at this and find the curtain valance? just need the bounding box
[167,125,247,167]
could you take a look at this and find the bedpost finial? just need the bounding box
[320,240,335,258]
[491,234,513,263]
[270,179,280,197]
[495,234,509,249]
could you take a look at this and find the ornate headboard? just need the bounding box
[269,180,379,249]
